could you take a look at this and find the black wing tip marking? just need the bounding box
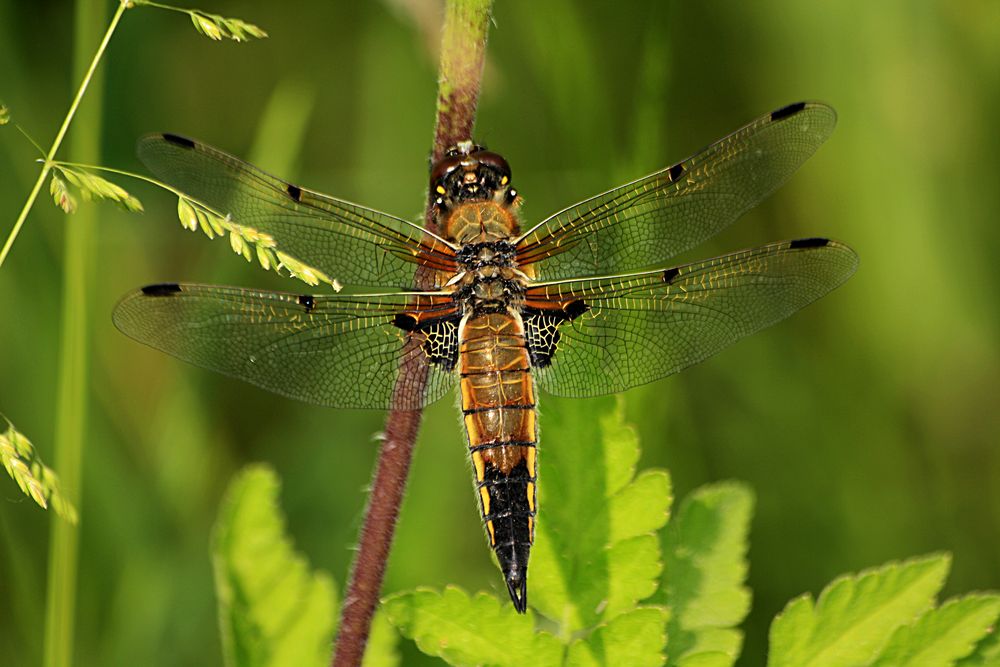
[789,237,830,249]
[668,163,685,181]
[770,102,808,121]
[662,267,681,284]
[161,133,196,149]
[140,283,183,297]
[286,184,302,202]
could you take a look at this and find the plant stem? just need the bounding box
[42,1,108,665]
[331,1,493,665]
[0,0,127,269]
[432,0,493,162]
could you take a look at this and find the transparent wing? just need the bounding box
[516,102,837,280]
[137,135,458,289]
[113,284,459,410]
[524,238,858,397]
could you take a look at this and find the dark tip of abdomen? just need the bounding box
[162,133,196,149]
[141,283,182,296]
[505,568,528,614]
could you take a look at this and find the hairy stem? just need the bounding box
[432,0,493,163]
[43,1,108,665]
[331,1,493,665]
[0,0,127,269]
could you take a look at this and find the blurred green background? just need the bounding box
[2,1,999,665]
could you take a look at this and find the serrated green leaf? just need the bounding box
[531,397,671,631]
[0,418,77,523]
[610,470,672,543]
[957,622,1000,666]
[566,606,668,667]
[676,652,733,667]
[658,483,753,666]
[604,535,665,619]
[767,553,951,667]
[872,594,1000,667]
[363,609,400,667]
[382,586,561,667]
[212,465,336,667]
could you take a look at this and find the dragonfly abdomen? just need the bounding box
[458,310,537,613]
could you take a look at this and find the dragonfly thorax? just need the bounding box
[453,270,526,315]
[443,200,520,245]
[456,240,517,270]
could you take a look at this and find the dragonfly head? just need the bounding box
[431,141,516,209]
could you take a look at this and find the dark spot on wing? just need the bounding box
[286,184,302,202]
[564,299,589,320]
[141,283,182,297]
[662,267,680,283]
[297,294,315,312]
[162,133,196,149]
[770,102,807,121]
[668,163,685,181]
[789,237,830,249]
[393,313,418,331]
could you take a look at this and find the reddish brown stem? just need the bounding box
[331,2,493,665]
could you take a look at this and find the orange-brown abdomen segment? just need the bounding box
[458,311,537,613]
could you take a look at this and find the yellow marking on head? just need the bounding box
[486,519,496,545]
[479,486,491,515]
[500,175,508,185]
[436,185,446,194]
[527,481,535,512]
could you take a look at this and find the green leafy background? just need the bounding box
[1,1,999,665]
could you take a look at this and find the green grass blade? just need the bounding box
[42,1,109,664]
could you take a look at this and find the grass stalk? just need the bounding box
[0,0,127,269]
[331,1,493,665]
[42,1,108,665]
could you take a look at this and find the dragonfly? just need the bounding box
[114,101,858,613]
